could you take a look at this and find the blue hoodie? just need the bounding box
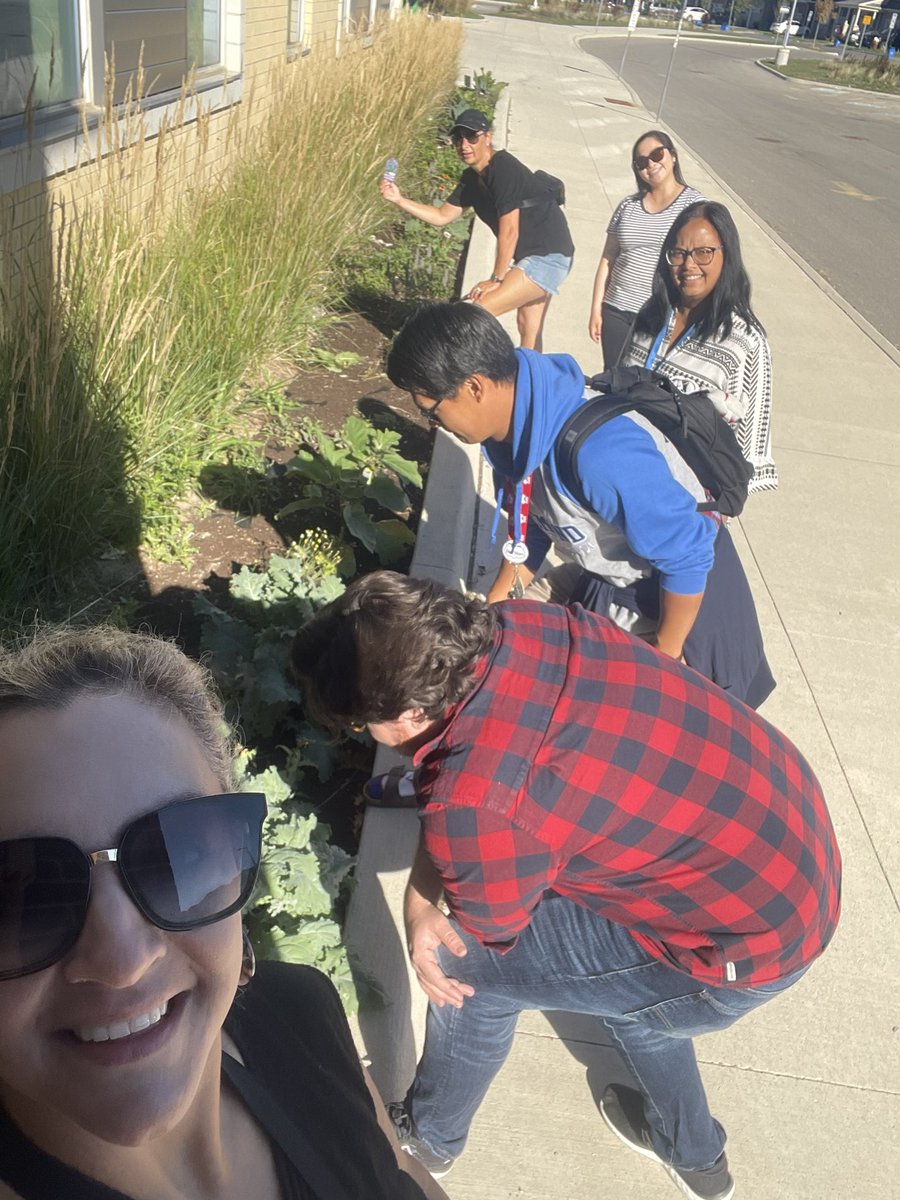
[483,349,716,595]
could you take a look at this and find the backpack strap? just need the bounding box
[555,393,637,511]
[519,169,565,208]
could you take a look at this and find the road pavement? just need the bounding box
[346,17,900,1200]
[581,34,900,350]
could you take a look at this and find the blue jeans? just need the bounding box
[514,252,572,295]
[408,893,804,1170]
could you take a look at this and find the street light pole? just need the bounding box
[782,0,800,46]
[657,2,687,119]
[619,0,642,77]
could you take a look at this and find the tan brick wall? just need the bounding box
[246,0,291,70]
[309,0,343,49]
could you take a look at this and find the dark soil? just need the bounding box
[130,312,433,647]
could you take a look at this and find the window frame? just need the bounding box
[0,0,243,189]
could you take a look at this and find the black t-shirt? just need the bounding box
[448,149,575,261]
[0,962,429,1200]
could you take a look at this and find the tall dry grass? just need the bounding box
[0,15,462,612]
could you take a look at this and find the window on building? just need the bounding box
[1,0,230,120]
[287,0,307,46]
[0,0,82,120]
[104,0,225,102]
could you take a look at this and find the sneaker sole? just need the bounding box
[599,1098,735,1200]
[400,1143,454,1180]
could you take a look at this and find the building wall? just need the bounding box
[0,0,373,289]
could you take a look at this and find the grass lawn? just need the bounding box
[768,54,900,94]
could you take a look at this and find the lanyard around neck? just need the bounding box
[644,309,694,370]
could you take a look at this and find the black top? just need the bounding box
[448,149,575,260]
[0,961,429,1200]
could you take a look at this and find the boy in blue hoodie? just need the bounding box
[386,302,773,707]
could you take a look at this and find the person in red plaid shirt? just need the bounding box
[291,572,842,1200]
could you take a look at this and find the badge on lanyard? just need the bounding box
[502,539,529,564]
[492,476,533,596]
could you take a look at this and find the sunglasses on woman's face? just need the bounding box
[633,145,667,171]
[0,792,266,981]
[451,130,484,147]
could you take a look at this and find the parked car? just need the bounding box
[682,6,708,22]
[770,17,800,34]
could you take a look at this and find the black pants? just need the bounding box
[569,524,776,710]
[600,303,636,369]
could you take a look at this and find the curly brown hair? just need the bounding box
[290,571,497,730]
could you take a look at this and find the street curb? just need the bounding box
[342,84,509,1102]
[756,56,792,80]
[754,54,900,101]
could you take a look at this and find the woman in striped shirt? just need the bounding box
[588,131,703,368]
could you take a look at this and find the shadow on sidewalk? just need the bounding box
[542,1010,650,1109]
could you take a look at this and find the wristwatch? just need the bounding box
[490,273,503,283]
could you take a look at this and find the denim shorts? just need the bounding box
[514,252,572,296]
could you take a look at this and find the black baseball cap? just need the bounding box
[450,108,491,135]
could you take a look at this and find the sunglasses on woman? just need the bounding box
[633,146,667,171]
[0,792,266,980]
[451,130,484,147]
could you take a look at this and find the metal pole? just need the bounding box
[657,7,685,120]
[619,0,642,77]
[727,0,736,28]
[782,0,799,46]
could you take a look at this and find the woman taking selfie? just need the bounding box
[624,200,777,493]
[0,627,446,1200]
[380,108,574,350]
[588,130,703,367]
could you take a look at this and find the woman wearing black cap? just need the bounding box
[379,108,574,350]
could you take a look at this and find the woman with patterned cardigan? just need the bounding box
[624,200,777,495]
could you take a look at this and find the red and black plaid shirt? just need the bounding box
[413,602,841,987]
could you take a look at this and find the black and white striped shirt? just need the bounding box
[605,187,705,314]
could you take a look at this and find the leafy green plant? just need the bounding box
[306,348,364,374]
[241,760,358,1010]
[194,531,359,1000]
[278,415,422,571]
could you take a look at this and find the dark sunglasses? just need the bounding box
[0,792,266,981]
[633,145,667,171]
[450,130,484,147]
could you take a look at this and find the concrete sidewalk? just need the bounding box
[346,18,900,1200]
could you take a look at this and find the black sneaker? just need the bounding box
[600,1085,735,1200]
[387,1101,455,1179]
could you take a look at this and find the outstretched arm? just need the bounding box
[380,179,463,227]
